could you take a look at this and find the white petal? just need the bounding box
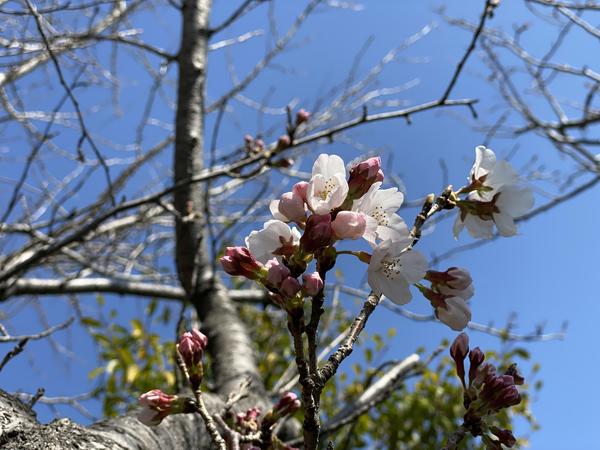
[464,215,494,239]
[398,251,428,284]
[363,215,379,247]
[471,146,496,180]
[269,200,288,222]
[313,153,346,179]
[485,160,518,190]
[496,185,534,217]
[436,297,471,331]
[453,214,466,239]
[493,212,517,237]
[438,284,474,301]
[372,187,404,212]
[370,271,412,305]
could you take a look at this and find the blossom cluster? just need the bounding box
[221,154,432,313]
[220,147,533,331]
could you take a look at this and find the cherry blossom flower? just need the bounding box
[306,154,349,214]
[454,185,534,239]
[367,238,428,305]
[454,147,534,239]
[246,220,301,263]
[352,182,408,245]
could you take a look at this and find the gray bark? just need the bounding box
[0,389,222,450]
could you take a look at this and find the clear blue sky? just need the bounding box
[1,1,598,449]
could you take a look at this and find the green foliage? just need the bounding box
[85,297,177,417]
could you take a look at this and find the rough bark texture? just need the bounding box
[0,389,222,450]
[174,0,212,292]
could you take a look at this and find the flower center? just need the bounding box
[371,205,388,226]
[381,258,401,280]
[317,177,337,201]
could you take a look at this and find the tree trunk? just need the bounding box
[0,1,269,448]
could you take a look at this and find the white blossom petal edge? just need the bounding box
[367,239,428,305]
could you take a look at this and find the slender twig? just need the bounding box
[0,338,29,372]
[0,317,74,343]
[440,0,496,102]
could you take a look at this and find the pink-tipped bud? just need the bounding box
[331,211,367,239]
[138,390,178,426]
[426,267,474,301]
[220,247,264,280]
[277,135,291,149]
[281,276,301,299]
[265,258,291,287]
[300,214,332,253]
[468,347,485,386]
[274,392,301,417]
[292,181,309,202]
[177,329,208,369]
[347,156,384,199]
[450,332,469,388]
[302,272,324,297]
[296,109,310,125]
[436,297,471,331]
[244,134,254,144]
[278,190,306,223]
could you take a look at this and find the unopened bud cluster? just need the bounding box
[137,328,207,426]
[449,333,523,448]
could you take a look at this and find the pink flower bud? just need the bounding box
[274,392,301,416]
[445,267,472,290]
[302,272,323,296]
[244,134,254,144]
[265,258,291,287]
[277,135,291,149]
[138,390,178,426]
[331,211,367,239]
[300,214,332,253]
[292,181,309,202]
[280,276,301,298]
[436,296,471,331]
[296,109,310,125]
[177,329,208,369]
[278,190,306,222]
[426,267,473,300]
[347,156,384,199]
[450,332,469,388]
[468,347,485,386]
[220,247,264,280]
